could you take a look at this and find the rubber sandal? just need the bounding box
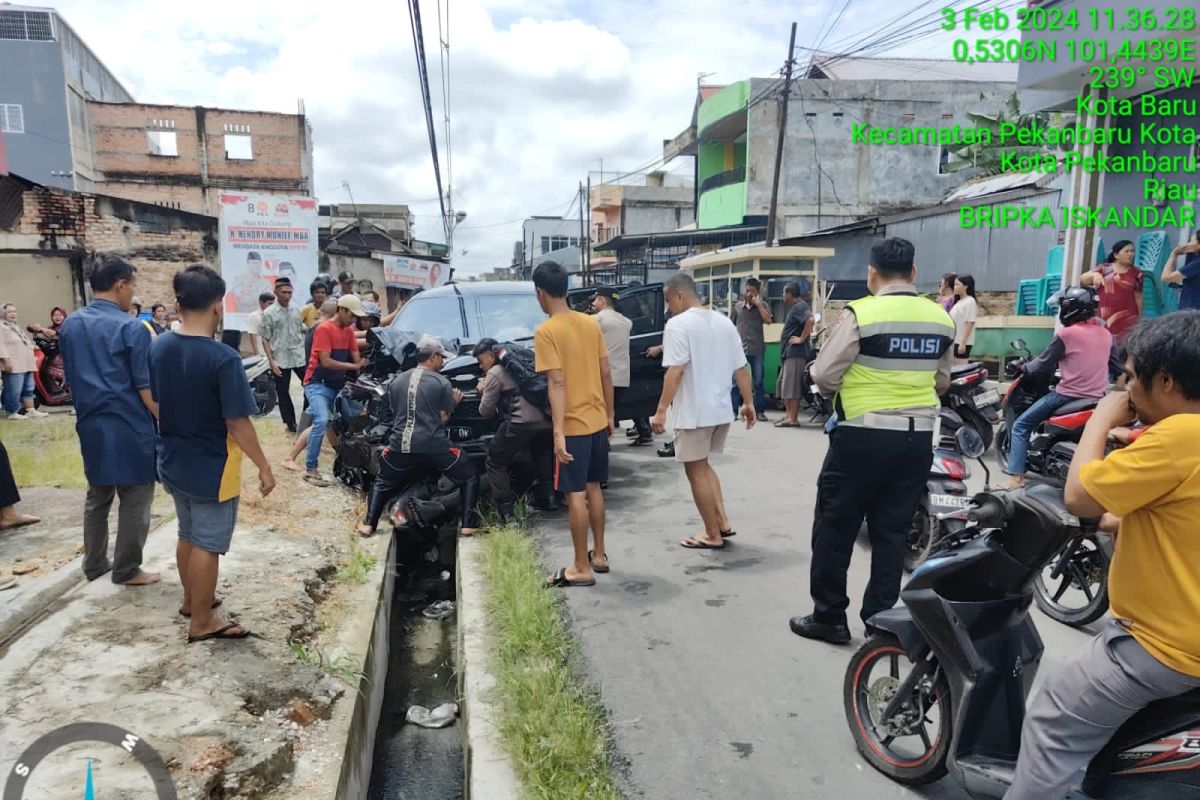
[187,623,252,643]
[0,515,41,531]
[588,550,610,574]
[721,529,736,538]
[681,536,726,550]
[179,598,223,618]
[544,567,595,588]
[772,420,800,428]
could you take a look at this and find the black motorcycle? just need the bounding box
[904,408,988,572]
[943,361,1000,451]
[846,484,1200,797]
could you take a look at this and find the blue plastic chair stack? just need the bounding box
[1016,246,1063,315]
[1134,231,1173,317]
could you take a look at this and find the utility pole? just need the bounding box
[585,174,592,275]
[765,21,797,248]
[579,181,587,282]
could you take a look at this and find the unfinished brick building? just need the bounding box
[83,102,314,216]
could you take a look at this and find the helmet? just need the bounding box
[1052,286,1098,326]
[311,273,338,296]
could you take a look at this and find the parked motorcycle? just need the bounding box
[942,361,999,451]
[32,333,72,408]
[845,484,1200,797]
[904,408,988,572]
[242,355,277,417]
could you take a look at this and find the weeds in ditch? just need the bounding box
[289,641,366,686]
[481,525,622,800]
[335,550,378,585]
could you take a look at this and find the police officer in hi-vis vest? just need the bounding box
[790,238,955,645]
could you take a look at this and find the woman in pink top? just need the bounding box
[1002,287,1122,487]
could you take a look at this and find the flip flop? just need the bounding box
[0,516,41,532]
[179,598,223,618]
[772,420,801,428]
[588,550,610,574]
[544,567,595,588]
[681,536,726,550]
[721,529,737,538]
[187,622,252,643]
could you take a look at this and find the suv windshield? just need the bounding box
[389,293,464,341]
[472,293,544,341]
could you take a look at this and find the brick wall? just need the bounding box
[11,186,217,308]
[86,101,312,215]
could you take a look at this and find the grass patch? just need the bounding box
[289,641,366,686]
[4,415,86,489]
[335,549,378,585]
[481,526,622,800]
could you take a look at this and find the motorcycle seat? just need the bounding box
[1052,397,1098,416]
[242,355,267,367]
[1084,686,1200,795]
[951,362,985,376]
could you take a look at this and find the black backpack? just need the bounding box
[496,342,550,415]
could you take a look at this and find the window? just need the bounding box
[223,124,253,160]
[389,293,465,341]
[0,10,53,41]
[541,236,550,254]
[472,293,545,342]
[0,104,24,134]
[147,120,177,156]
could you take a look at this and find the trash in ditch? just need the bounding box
[421,600,455,620]
[406,702,459,729]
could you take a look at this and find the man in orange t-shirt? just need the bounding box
[1009,311,1200,798]
[532,261,614,588]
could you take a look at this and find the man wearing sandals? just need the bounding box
[651,273,756,551]
[151,266,275,643]
[533,261,614,588]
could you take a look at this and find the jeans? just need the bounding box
[304,383,338,471]
[731,353,766,414]
[2,371,34,413]
[1006,390,1073,476]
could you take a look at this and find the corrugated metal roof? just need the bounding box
[943,169,1060,202]
[806,51,1017,83]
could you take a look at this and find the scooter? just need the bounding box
[32,333,72,407]
[904,408,988,572]
[943,361,1000,452]
[242,356,277,417]
[844,484,1200,798]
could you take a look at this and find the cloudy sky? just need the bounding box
[49,0,1013,275]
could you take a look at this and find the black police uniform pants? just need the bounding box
[486,419,553,504]
[364,446,481,531]
[810,424,933,627]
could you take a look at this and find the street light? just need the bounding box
[446,209,467,258]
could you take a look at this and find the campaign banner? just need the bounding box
[381,254,449,291]
[219,193,318,330]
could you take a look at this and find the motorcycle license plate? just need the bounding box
[930,493,971,509]
[973,388,1001,408]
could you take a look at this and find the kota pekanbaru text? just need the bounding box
[960,205,1196,230]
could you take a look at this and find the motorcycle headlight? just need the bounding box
[391,504,409,528]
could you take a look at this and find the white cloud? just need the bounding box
[47,0,998,275]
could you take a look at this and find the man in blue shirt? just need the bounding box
[59,255,161,586]
[151,265,275,643]
[1162,229,1200,311]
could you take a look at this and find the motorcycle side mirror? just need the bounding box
[956,426,986,459]
[1010,338,1027,351]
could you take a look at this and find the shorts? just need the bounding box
[779,357,807,400]
[554,429,609,493]
[173,492,240,555]
[674,424,730,463]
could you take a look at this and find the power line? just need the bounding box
[407,0,448,238]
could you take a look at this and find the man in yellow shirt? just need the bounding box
[1009,311,1200,798]
[532,261,614,588]
[299,280,328,329]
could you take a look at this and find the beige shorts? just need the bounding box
[674,424,731,463]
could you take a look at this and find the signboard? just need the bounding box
[218,193,318,330]
[381,254,448,291]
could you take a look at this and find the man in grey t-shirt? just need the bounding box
[729,277,773,421]
[356,336,481,537]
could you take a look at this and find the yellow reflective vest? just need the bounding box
[835,292,954,421]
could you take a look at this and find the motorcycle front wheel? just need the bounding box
[1033,535,1110,627]
[995,422,1011,467]
[844,634,951,785]
[959,406,994,452]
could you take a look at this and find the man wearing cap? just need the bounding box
[592,288,653,446]
[301,294,365,485]
[331,270,357,299]
[260,277,307,434]
[356,335,481,537]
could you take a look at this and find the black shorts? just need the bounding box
[554,429,609,494]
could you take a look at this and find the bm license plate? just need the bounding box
[930,493,971,509]
[974,388,1001,408]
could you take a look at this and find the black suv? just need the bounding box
[384,280,666,458]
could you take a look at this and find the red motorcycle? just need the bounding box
[32,333,72,408]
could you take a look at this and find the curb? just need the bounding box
[457,535,523,800]
[0,554,87,645]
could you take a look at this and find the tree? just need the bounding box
[942,91,1064,177]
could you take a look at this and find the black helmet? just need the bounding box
[311,273,337,296]
[1052,286,1098,326]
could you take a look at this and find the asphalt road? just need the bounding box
[534,420,1097,800]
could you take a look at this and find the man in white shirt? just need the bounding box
[591,288,653,445]
[243,292,273,356]
[651,272,756,550]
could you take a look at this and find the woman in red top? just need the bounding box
[1082,240,1142,342]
